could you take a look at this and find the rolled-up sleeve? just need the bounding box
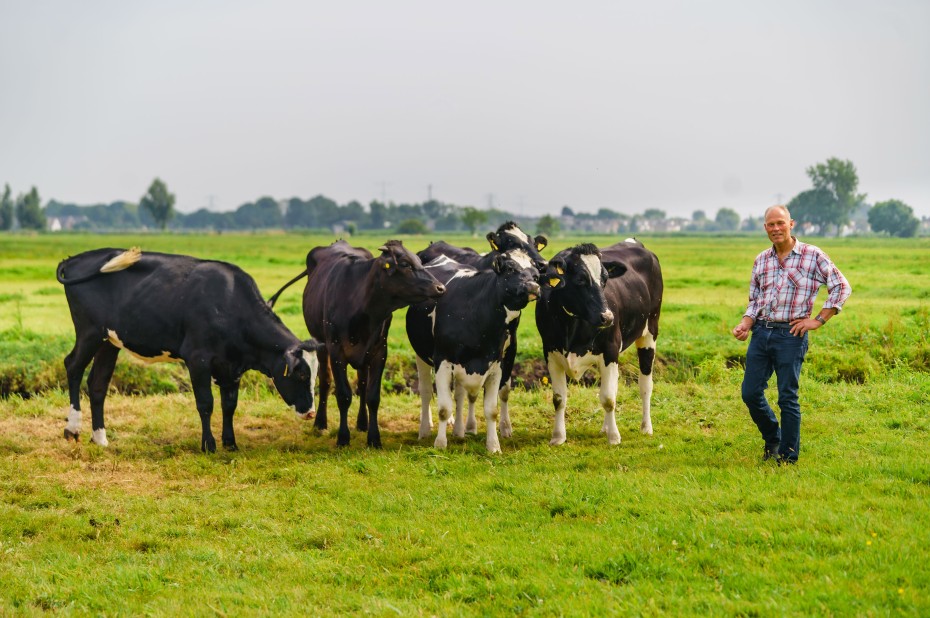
[817,252,851,312]
[744,256,765,319]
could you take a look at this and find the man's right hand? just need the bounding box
[732,317,754,341]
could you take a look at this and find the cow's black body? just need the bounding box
[268,240,445,448]
[535,240,663,445]
[406,253,539,451]
[57,248,321,452]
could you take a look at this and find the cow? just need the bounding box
[535,240,663,445]
[406,251,540,452]
[56,247,322,452]
[267,240,445,448]
[417,221,549,429]
[418,220,549,274]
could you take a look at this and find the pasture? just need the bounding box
[1,232,928,615]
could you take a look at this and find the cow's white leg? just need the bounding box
[91,428,109,447]
[636,330,656,435]
[453,379,468,438]
[65,406,82,439]
[599,361,621,445]
[483,367,502,453]
[498,382,512,438]
[434,362,454,449]
[416,356,434,440]
[548,356,569,446]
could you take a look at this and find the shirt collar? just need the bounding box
[768,236,802,258]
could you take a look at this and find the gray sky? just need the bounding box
[2,0,928,219]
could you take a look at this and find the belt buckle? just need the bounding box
[764,320,776,329]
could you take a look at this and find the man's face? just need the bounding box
[765,208,794,245]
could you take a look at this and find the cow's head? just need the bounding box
[543,243,626,328]
[487,221,548,274]
[272,340,323,419]
[492,249,541,312]
[375,240,446,306]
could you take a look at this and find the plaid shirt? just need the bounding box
[745,238,851,322]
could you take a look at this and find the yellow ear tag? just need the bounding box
[537,243,545,251]
[383,262,390,269]
[556,266,564,275]
[490,241,498,250]
[283,364,288,377]
[549,278,561,287]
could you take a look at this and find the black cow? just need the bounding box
[535,240,663,445]
[56,248,322,452]
[418,220,549,274]
[406,251,540,452]
[267,240,445,448]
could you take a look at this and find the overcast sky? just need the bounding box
[2,0,928,219]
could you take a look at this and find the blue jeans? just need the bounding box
[741,324,809,462]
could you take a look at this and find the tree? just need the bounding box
[15,186,46,230]
[140,178,176,230]
[805,157,866,232]
[460,207,488,236]
[868,199,920,238]
[692,210,707,223]
[560,206,574,217]
[536,214,560,237]
[642,208,666,220]
[0,183,13,230]
[715,208,741,231]
[396,218,428,234]
[788,187,840,233]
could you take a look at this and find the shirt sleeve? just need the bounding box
[816,250,852,312]
[744,255,764,319]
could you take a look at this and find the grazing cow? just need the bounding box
[535,240,663,445]
[267,240,445,448]
[56,248,322,452]
[406,251,540,452]
[418,220,549,274]
[417,221,549,428]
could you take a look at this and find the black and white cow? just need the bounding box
[535,240,663,445]
[418,220,549,274]
[56,248,322,452]
[406,251,540,452]
[268,240,445,448]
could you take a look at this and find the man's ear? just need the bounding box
[486,232,500,251]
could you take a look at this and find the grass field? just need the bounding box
[1,231,928,615]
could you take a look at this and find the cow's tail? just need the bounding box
[267,270,308,308]
[57,247,142,286]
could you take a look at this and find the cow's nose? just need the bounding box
[435,284,446,295]
[526,281,540,299]
[601,310,614,327]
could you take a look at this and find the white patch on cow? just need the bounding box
[504,226,531,244]
[66,406,82,435]
[416,356,434,440]
[106,329,180,364]
[504,308,521,324]
[624,238,637,244]
[635,327,656,435]
[446,269,477,285]
[91,428,109,447]
[428,307,437,333]
[580,253,602,284]
[433,360,502,453]
[507,248,533,270]
[425,255,458,269]
[599,362,621,444]
[545,350,621,445]
[498,382,512,438]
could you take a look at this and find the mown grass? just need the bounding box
[1,231,929,615]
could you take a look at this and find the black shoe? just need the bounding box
[763,443,780,461]
[777,455,797,465]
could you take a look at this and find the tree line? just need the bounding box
[2,158,923,237]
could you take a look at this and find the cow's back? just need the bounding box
[601,242,663,352]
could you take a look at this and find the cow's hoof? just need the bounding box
[223,443,238,452]
[64,428,79,441]
[549,436,566,446]
[202,439,217,453]
[607,434,622,445]
[434,437,448,449]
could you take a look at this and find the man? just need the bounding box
[732,205,851,464]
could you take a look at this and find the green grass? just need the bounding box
[0,232,928,615]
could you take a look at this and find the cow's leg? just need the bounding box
[598,361,621,445]
[548,356,569,446]
[636,329,657,435]
[434,362,454,449]
[416,356,434,440]
[63,334,102,441]
[314,348,331,430]
[86,343,120,447]
[356,370,369,433]
[330,358,353,447]
[498,381,512,439]
[363,337,389,449]
[454,379,469,438]
[189,367,217,453]
[483,367,502,453]
[219,382,240,451]
[498,320,518,439]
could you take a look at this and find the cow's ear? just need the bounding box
[535,235,548,251]
[486,232,499,251]
[603,260,628,279]
[545,257,566,288]
[492,254,506,273]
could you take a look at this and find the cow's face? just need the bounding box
[493,250,541,311]
[376,240,446,305]
[272,340,322,417]
[544,244,626,328]
[487,222,548,274]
